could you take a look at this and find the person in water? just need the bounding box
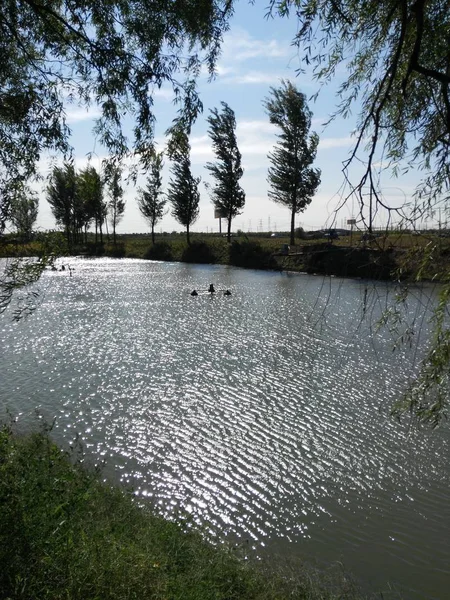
[191,290,198,296]
[208,283,215,293]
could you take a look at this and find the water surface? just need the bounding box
[1,257,449,599]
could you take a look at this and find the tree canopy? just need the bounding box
[265,81,320,245]
[206,102,245,242]
[77,165,105,245]
[269,0,450,222]
[46,163,78,248]
[9,185,39,242]
[107,167,125,246]
[137,153,166,244]
[0,0,234,229]
[168,136,200,245]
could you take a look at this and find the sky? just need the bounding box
[33,2,430,236]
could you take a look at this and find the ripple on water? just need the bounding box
[1,258,449,599]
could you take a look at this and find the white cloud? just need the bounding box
[237,120,277,135]
[65,106,101,123]
[318,136,354,149]
[215,65,235,77]
[152,87,174,100]
[222,71,282,85]
[190,135,213,161]
[222,28,289,62]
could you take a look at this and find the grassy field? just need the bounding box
[0,425,365,600]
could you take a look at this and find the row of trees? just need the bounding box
[138,81,321,246]
[7,80,320,248]
[137,101,244,246]
[33,81,318,247]
[46,164,125,249]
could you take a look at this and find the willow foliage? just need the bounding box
[0,0,234,226]
[269,0,450,219]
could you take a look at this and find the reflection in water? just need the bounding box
[1,257,449,599]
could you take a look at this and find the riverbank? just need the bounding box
[0,426,362,600]
[2,230,449,281]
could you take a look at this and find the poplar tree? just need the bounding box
[206,102,245,242]
[9,186,39,242]
[77,166,105,245]
[47,163,78,249]
[265,81,321,246]
[168,136,200,246]
[107,167,125,246]
[137,153,166,244]
[0,0,234,228]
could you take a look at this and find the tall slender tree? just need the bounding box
[265,81,321,246]
[206,102,245,242]
[47,163,77,249]
[0,0,234,232]
[77,166,105,246]
[107,167,125,246]
[137,153,166,244]
[168,136,200,246]
[9,185,39,242]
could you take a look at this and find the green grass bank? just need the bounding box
[0,426,364,600]
[2,230,449,280]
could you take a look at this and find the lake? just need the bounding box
[1,257,449,599]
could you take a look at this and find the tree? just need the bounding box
[266,2,450,427]
[269,0,449,225]
[265,80,321,246]
[77,166,105,245]
[168,136,200,245]
[1,1,232,319]
[9,186,38,242]
[206,102,245,242]
[0,0,234,231]
[47,163,78,249]
[107,167,125,246]
[137,153,166,244]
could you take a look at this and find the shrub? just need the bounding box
[104,242,126,258]
[229,240,279,270]
[181,241,217,264]
[82,241,105,256]
[144,241,174,261]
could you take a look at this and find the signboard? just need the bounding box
[347,218,356,225]
[214,208,227,219]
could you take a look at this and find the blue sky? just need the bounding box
[35,2,426,235]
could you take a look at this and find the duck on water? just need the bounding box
[191,284,232,297]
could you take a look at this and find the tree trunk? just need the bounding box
[186,223,190,246]
[151,224,155,244]
[290,207,296,246]
[105,217,110,243]
[227,216,232,243]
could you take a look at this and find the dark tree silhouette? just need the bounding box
[265,81,321,246]
[206,102,245,242]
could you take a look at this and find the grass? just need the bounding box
[0,425,364,600]
[2,229,449,280]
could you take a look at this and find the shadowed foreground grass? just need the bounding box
[0,427,363,600]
